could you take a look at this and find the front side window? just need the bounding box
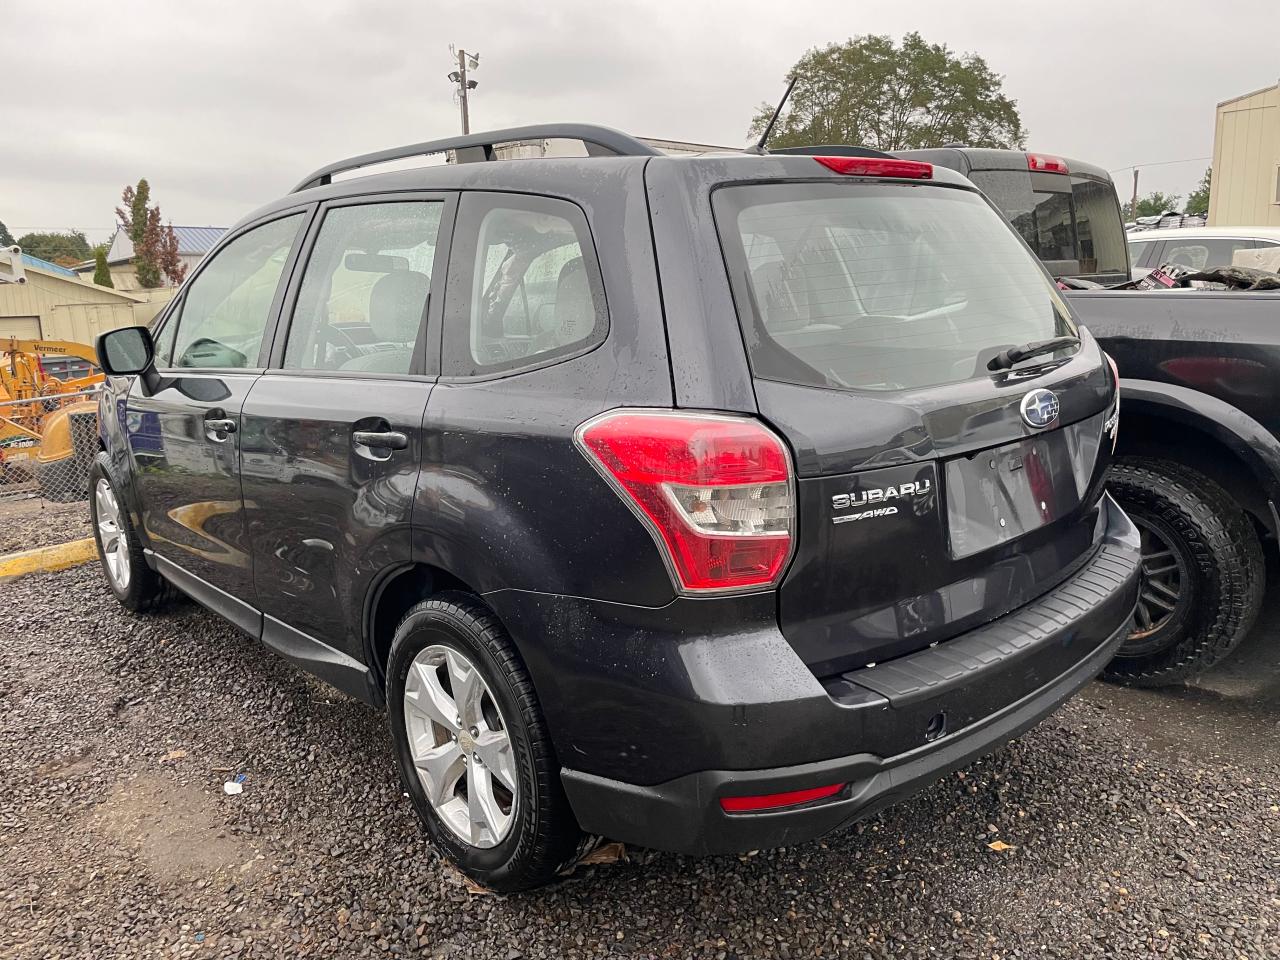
[170,214,304,369]
[716,182,1077,393]
[1127,240,1156,269]
[444,193,606,376]
[284,201,442,374]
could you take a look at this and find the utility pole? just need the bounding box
[448,48,479,135]
[1130,168,1140,221]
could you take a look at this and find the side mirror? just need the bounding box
[96,326,159,393]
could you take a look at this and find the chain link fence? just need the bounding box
[0,388,101,508]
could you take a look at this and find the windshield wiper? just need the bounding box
[987,336,1080,371]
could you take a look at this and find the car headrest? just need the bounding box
[553,257,593,344]
[368,270,429,343]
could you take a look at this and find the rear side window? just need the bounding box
[443,193,606,377]
[1070,176,1127,276]
[1162,238,1253,271]
[284,201,442,374]
[170,214,304,369]
[969,171,1127,276]
[715,182,1077,393]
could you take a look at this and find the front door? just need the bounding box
[240,197,448,670]
[126,211,308,632]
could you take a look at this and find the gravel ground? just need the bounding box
[0,497,91,554]
[2,562,1278,960]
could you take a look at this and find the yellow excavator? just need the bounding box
[1,337,104,501]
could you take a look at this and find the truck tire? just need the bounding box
[1105,457,1264,686]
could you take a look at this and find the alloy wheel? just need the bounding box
[1126,517,1188,652]
[94,478,131,590]
[402,644,517,848]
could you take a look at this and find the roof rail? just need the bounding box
[292,123,663,193]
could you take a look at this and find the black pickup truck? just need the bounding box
[908,146,1275,686]
[1066,290,1274,684]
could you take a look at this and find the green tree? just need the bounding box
[1134,192,1181,218]
[92,244,114,288]
[15,230,91,264]
[0,220,13,247]
[1185,167,1211,216]
[116,179,186,288]
[749,33,1026,151]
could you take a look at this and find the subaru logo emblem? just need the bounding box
[1020,389,1059,429]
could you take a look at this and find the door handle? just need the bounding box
[352,430,408,451]
[204,417,237,442]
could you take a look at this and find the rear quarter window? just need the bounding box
[714,182,1077,393]
[442,193,607,378]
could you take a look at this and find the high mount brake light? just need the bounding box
[813,156,933,180]
[1027,153,1069,174]
[575,411,796,593]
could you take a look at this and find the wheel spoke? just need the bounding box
[446,650,482,725]
[474,728,517,793]
[1135,601,1152,629]
[1147,579,1180,601]
[1141,589,1177,613]
[468,763,510,842]
[414,740,466,807]
[406,662,461,732]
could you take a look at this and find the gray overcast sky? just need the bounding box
[2,0,1273,243]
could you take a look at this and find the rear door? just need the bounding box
[712,177,1116,677]
[125,211,308,631]
[240,195,451,672]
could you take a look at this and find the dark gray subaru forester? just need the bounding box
[91,124,1140,891]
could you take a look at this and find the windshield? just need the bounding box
[715,182,1077,393]
[969,171,1128,278]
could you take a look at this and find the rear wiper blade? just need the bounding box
[987,336,1080,371]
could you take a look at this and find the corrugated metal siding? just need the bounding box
[20,253,78,279]
[1210,84,1280,227]
[105,224,227,262]
[0,270,147,345]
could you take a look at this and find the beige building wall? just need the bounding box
[1210,83,1280,226]
[0,267,149,344]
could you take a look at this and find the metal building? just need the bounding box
[1210,82,1280,227]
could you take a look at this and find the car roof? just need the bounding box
[1126,226,1280,242]
[232,140,977,234]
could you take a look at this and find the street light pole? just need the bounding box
[457,48,471,135]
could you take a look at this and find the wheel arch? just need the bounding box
[1116,379,1280,537]
[362,562,479,701]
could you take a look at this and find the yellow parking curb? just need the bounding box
[0,537,97,581]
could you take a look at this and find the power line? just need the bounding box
[1108,156,1211,173]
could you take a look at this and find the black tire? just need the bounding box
[1105,457,1264,686]
[386,592,583,892]
[88,452,172,613]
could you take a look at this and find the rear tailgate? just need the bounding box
[712,170,1118,677]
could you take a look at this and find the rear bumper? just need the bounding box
[556,494,1140,855]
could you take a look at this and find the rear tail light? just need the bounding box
[720,783,844,813]
[1104,353,1120,450]
[814,156,933,180]
[1027,153,1069,174]
[575,410,795,593]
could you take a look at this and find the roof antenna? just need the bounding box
[746,74,799,155]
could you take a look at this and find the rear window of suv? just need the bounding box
[714,182,1077,393]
